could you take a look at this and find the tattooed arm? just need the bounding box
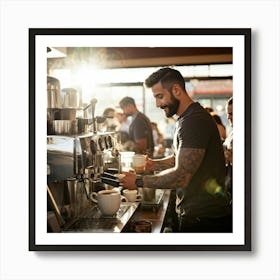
[146,155,175,172]
[120,147,204,190]
[144,147,205,189]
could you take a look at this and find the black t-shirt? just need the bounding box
[129,112,154,157]
[174,102,230,218]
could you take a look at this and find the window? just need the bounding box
[51,64,232,139]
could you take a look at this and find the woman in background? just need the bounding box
[211,112,227,142]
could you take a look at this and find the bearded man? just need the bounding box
[120,67,232,232]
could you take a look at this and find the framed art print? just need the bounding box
[29,28,251,251]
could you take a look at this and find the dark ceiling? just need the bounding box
[129,47,231,59]
[75,47,232,60]
[49,47,232,69]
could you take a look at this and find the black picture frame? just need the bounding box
[29,28,251,251]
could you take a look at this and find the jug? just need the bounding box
[62,88,80,108]
[47,76,62,108]
[66,177,90,219]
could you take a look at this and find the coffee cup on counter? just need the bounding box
[123,189,142,202]
[89,189,128,216]
[132,154,146,174]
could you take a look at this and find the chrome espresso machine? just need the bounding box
[47,76,122,232]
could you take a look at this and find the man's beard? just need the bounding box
[161,94,180,117]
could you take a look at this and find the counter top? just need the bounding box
[62,189,171,233]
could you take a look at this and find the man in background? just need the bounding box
[223,97,233,193]
[119,96,154,157]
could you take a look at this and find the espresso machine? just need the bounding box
[47,76,121,232]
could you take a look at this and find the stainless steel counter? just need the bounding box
[61,189,172,233]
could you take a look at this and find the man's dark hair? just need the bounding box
[144,67,186,91]
[119,96,136,109]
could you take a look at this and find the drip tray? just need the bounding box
[63,203,138,233]
[84,204,130,219]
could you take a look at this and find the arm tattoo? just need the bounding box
[144,147,205,189]
[152,155,175,170]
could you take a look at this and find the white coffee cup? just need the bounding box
[90,189,127,216]
[132,154,146,174]
[123,189,142,202]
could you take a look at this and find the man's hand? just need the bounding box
[119,172,138,190]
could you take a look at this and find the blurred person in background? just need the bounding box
[211,112,227,142]
[119,96,154,157]
[101,107,120,132]
[204,105,214,113]
[223,97,233,193]
[115,109,131,144]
